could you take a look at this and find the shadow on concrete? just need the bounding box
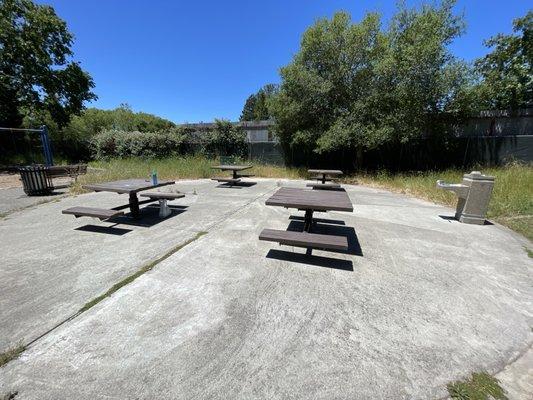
[266,249,353,271]
[18,190,66,199]
[289,215,346,226]
[108,205,188,228]
[438,215,457,222]
[287,221,363,256]
[216,182,257,189]
[75,225,132,235]
[75,205,188,233]
[438,215,493,226]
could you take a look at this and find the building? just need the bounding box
[178,120,276,143]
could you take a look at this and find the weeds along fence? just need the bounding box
[281,135,533,171]
[2,134,532,171]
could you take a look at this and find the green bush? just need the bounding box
[204,119,247,158]
[90,120,248,160]
[91,129,185,159]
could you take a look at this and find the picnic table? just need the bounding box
[260,187,353,251]
[63,179,178,220]
[308,169,343,184]
[211,165,253,186]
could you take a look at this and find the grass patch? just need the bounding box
[0,344,25,368]
[71,155,306,195]
[447,372,507,400]
[526,247,533,258]
[79,231,207,313]
[71,157,532,239]
[352,163,533,240]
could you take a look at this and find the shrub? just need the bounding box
[91,129,185,159]
[204,119,247,157]
[90,121,248,160]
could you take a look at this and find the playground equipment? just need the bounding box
[0,125,53,166]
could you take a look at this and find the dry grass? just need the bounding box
[71,156,306,195]
[349,163,533,240]
[0,344,25,368]
[71,157,532,240]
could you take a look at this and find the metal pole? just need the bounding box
[39,125,54,166]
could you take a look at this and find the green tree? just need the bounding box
[240,84,278,121]
[269,1,473,164]
[0,0,96,128]
[63,104,175,141]
[475,11,532,110]
[240,94,258,121]
[207,119,247,156]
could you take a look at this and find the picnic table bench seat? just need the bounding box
[259,228,348,251]
[139,192,185,200]
[306,182,342,190]
[62,206,123,220]
[310,176,335,182]
[212,177,241,184]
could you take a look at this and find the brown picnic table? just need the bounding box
[307,169,343,184]
[211,165,253,185]
[260,187,354,252]
[64,179,176,219]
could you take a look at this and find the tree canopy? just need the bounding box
[0,0,96,128]
[475,11,532,110]
[240,84,278,121]
[64,104,175,140]
[268,0,475,156]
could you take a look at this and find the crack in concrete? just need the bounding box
[3,230,208,368]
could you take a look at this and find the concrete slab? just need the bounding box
[0,179,276,352]
[0,179,531,399]
[0,187,68,216]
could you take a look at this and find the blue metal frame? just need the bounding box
[0,125,54,166]
[39,126,54,166]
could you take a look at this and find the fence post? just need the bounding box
[40,125,54,166]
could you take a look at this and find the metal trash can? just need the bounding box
[18,165,54,196]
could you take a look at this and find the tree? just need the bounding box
[240,95,257,121]
[0,0,96,128]
[63,104,175,141]
[240,84,278,121]
[206,119,247,156]
[475,11,532,110]
[269,1,473,163]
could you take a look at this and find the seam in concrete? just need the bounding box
[0,195,67,219]
[202,182,279,233]
[78,230,208,313]
[1,230,208,368]
[0,183,274,368]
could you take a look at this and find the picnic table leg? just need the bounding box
[303,209,314,232]
[232,170,238,179]
[129,192,140,218]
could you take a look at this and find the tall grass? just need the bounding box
[351,163,532,240]
[71,155,306,194]
[71,157,532,240]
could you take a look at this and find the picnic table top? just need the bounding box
[266,187,353,212]
[211,165,252,171]
[308,169,343,175]
[83,179,174,194]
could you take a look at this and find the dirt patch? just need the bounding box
[0,173,22,189]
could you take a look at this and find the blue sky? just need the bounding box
[38,0,530,123]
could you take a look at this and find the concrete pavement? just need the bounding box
[0,179,531,399]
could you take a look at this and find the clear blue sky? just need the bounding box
[38,0,530,123]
